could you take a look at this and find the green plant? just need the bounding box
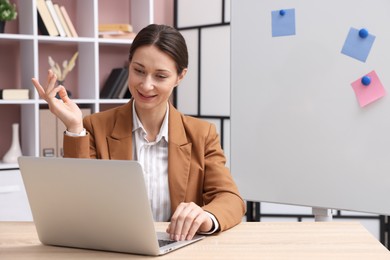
[0,0,17,21]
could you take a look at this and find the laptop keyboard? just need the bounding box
[158,239,176,247]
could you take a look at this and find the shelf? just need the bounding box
[98,99,130,104]
[0,34,34,41]
[0,100,36,105]
[0,0,154,170]
[36,99,130,105]
[98,38,134,45]
[37,36,95,44]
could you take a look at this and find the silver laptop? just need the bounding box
[18,156,204,256]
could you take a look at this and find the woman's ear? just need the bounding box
[175,68,188,87]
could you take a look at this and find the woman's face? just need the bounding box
[128,45,186,115]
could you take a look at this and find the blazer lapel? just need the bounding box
[105,101,191,211]
[107,101,134,160]
[168,103,192,211]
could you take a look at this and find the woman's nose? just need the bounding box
[140,75,154,90]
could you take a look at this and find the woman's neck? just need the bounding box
[135,103,167,141]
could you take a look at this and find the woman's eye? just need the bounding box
[156,74,167,79]
[134,68,144,74]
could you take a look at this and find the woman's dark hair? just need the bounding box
[129,24,188,74]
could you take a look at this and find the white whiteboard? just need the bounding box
[231,0,390,215]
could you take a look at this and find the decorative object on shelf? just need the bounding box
[0,0,17,33]
[2,123,22,163]
[48,51,79,83]
[48,51,78,98]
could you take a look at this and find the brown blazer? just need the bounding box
[64,100,245,232]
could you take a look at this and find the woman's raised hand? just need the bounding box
[32,70,84,134]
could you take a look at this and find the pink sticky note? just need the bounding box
[351,70,386,107]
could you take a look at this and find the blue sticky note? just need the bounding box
[271,8,296,37]
[341,27,376,62]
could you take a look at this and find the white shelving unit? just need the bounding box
[0,0,153,170]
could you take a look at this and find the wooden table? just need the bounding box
[1,221,389,259]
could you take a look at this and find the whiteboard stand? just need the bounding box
[312,207,333,222]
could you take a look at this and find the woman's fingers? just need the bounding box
[167,202,211,241]
[56,85,70,102]
[32,70,59,100]
[46,71,59,99]
[31,78,45,99]
[180,207,203,240]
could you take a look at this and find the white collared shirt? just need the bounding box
[132,102,171,221]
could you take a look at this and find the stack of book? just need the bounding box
[36,0,78,37]
[98,23,136,40]
[0,89,29,100]
[100,67,131,99]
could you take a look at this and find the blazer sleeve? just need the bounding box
[200,124,246,232]
[63,116,96,158]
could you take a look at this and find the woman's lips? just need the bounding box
[138,91,157,100]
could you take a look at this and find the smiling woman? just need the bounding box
[128,45,186,136]
[31,24,245,242]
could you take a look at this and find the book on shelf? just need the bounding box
[45,0,66,37]
[99,23,133,33]
[98,23,135,39]
[123,88,132,99]
[117,76,129,99]
[53,3,71,37]
[60,5,78,37]
[99,31,137,40]
[36,0,59,36]
[100,68,128,99]
[112,69,129,98]
[0,89,29,100]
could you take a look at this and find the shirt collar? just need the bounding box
[132,101,169,142]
